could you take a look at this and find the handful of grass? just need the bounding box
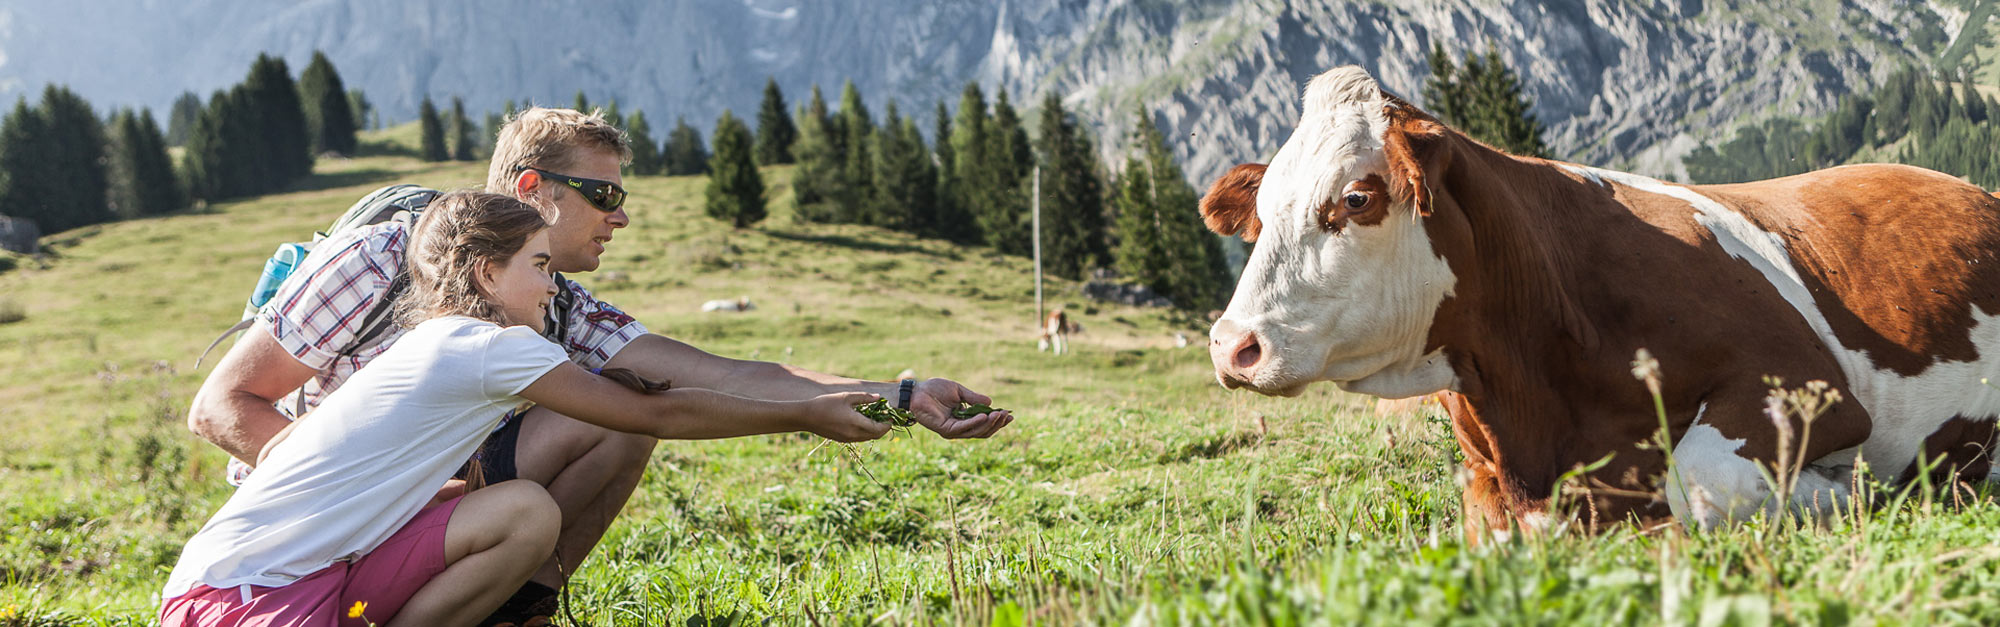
[856,398,1004,430]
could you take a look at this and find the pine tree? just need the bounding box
[107,109,183,218]
[705,110,766,228]
[1111,154,1163,291]
[347,89,373,132]
[949,84,992,244]
[181,90,231,202]
[930,99,975,242]
[1135,106,1227,310]
[625,110,660,175]
[418,96,447,162]
[298,51,356,156]
[869,101,935,231]
[603,99,622,130]
[1034,93,1109,279]
[450,96,475,161]
[1421,43,1464,127]
[835,80,876,223]
[976,90,1032,254]
[1424,45,1549,157]
[0,98,57,231]
[663,116,710,176]
[755,77,798,165]
[4,87,113,232]
[1114,117,1220,310]
[791,86,841,221]
[573,90,589,114]
[243,54,313,180]
[483,111,502,154]
[165,91,202,146]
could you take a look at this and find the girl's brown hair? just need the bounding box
[403,192,674,488]
[398,191,553,329]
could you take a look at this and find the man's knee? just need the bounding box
[600,430,658,475]
[513,407,657,485]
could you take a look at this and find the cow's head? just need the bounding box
[1204,66,1459,398]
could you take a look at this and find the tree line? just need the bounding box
[1,51,365,236]
[1685,67,2000,188]
[699,78,1230,311]
[0,54,1233,310]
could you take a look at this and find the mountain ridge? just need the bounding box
[0,0,1987,183]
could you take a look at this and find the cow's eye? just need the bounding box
[1344,193,1369,209]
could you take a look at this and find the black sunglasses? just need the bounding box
[517,166,627,212]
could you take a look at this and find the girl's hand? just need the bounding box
[806,392,892,442]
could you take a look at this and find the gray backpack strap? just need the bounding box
[196,317,261,370]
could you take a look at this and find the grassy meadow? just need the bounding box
[7,137,2000,625]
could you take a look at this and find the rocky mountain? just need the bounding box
[0,0,1984,183]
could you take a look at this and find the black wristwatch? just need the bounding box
[896,379,916,411]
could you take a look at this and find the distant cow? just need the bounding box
[1203,65,2000,534]
[701,297,754,313]
[1037,310,1078,355]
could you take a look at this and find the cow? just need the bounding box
[1038,310,1078,355]
[701,296,755,313]
[1201,65,2000,534]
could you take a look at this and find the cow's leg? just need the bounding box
[1459,462,1511,543]
[1664,391,1867,529]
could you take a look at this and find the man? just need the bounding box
[188,107,1013,626]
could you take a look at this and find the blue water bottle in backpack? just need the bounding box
[244,243,307,318]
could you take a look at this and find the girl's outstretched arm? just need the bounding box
[518,362,890,442]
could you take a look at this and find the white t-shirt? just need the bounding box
[164,316,569,598]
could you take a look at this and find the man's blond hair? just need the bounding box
[485,107,633,195]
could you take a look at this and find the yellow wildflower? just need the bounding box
[348,600,368,619]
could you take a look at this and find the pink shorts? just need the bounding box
[159,497,463,627]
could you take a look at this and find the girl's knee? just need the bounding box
[469,481,559,539]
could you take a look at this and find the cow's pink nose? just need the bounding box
[1233,336,1262,370]
[1210,319,1265,387]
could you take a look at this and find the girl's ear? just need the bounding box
[475,258,500,295]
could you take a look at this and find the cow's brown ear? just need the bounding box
[1201,163,1266,243]
[1382,107,1449,217]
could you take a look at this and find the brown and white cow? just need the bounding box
[1202,66,2000,532]
[1038,310,1078,355]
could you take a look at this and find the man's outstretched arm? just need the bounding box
[188,323,317,464]
[602,334,1013,438]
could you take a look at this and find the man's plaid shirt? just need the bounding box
[227,221,647,484]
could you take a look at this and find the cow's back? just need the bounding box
[1699,164,2000,480]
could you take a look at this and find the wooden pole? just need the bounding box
[1033,165,1043,325]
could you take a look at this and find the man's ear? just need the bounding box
[1201,163,1267,243]
[514,169,542,201]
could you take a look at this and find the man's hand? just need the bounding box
[805,391,893,443]
[910,378,1013,439]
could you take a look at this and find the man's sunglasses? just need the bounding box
[516,166,627,212]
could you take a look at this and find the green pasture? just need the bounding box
[5,145,2000,625]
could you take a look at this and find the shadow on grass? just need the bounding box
[285,167,402,194]
[353,138,417,158]
[763,229,951,258]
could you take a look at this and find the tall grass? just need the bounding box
[5,149,2000,625]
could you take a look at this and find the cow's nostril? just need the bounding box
[1233,337,1262,370]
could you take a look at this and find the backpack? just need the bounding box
[197,184,441,370]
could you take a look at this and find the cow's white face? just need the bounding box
[1206,67,1458,399]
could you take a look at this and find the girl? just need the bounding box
[160,191,888,626]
